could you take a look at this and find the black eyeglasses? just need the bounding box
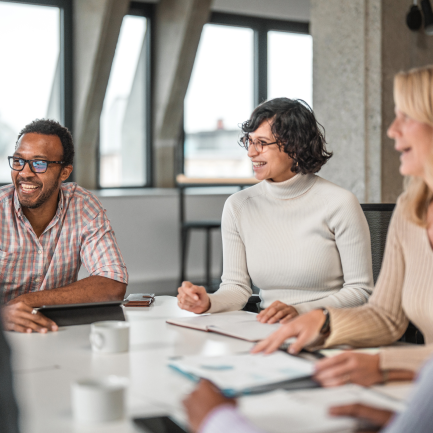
[239,135,279,153]
[8,156,64,174]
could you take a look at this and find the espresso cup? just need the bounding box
[90,321,130,353]
[71,376,128,422]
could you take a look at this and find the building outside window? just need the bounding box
[184,14,312,179]
[99,8,151,188]
[0,0,70,185]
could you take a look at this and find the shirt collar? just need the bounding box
[263,173,317,200]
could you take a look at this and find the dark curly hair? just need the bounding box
[241,98,332,174]
[16,119,74,166]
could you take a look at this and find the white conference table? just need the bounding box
[6,296,411,433]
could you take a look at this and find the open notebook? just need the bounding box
[169,351,315,396]
[167,311,285,342]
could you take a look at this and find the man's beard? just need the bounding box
[18,172,62,209]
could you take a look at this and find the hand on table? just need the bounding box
[257,301,298,324]
[314,353,383,387]
[330,403,394,428]
[177,281,210,314]
[183,379,236,433]
[2,301,58,333]
[252,309,326,354]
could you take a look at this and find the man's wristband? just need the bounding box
[319,308,330,335]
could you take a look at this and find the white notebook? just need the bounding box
[166,310,284,342]
[169,351,314,396]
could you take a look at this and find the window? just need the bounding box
[0,0,71,185]
[183,13,311,178]
[99,4,152,188]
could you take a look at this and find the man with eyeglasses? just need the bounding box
[1,119,128,333]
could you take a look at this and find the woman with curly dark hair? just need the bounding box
[178,98,373,322]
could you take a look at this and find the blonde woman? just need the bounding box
[253,65,433,386]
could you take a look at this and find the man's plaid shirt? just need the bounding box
[0,182,128,304]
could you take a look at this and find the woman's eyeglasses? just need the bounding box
[239,135,279,153]
[8,156,64,174]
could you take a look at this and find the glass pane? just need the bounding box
[184,24,254,178]
[268,31,313,107]
[0,1,61,184]
[100,15,148,187]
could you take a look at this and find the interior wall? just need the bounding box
[78,190,233,294]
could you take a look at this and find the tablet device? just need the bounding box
[35,301,125,326]
[133,416,187,433]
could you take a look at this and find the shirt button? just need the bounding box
[38,250,42,254]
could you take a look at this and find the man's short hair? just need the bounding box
[16,119,74,166]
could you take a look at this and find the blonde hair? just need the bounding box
[394,65,433,226]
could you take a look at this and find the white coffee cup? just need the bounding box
[71,376,128,422]
[90,321,130,353]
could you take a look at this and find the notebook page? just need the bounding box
[209,319,282,342]
[167,311,261,332]
[167,311,283,341]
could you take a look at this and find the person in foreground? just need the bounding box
[1,119,128,333]
[182,355,433,433]
[0,313,20,433]
[252,65,433,385]
[178,98,373,322]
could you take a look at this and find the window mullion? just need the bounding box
[255,25,267,106]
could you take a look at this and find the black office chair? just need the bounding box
[361,203,424,344]
[361,203,395,284]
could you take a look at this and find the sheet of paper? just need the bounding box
[167,311,283,342]
[167,311,256,329]
[210,319,282,341]
[239,384,407,433]
[169,352,314,395]
[239,389,356,433]
[372,382,414,402]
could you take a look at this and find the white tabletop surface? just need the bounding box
[6,296,412,433]
[6,296,255,433]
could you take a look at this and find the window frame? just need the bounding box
[0,0,73,185]
[97,1,154,190]
[181,12,309,175]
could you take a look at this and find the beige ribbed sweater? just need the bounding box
[325,196,433,372]
[208,174,374,314]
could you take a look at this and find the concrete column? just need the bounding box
[73,0,130,189]
[311,0,433,203]
[153,0,212,188]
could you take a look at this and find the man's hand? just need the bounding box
[329,403,394,427]
[252,309,326,354]
[177,281,210,314]
[183,379,236,433]
[314,353,383,387]
[257,301,298,324]
[2,302,58,333]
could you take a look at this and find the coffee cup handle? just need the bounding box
[90,332,105,350]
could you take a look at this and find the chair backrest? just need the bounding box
[360,204,395,284]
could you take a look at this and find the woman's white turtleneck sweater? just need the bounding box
[207,173,374,314]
